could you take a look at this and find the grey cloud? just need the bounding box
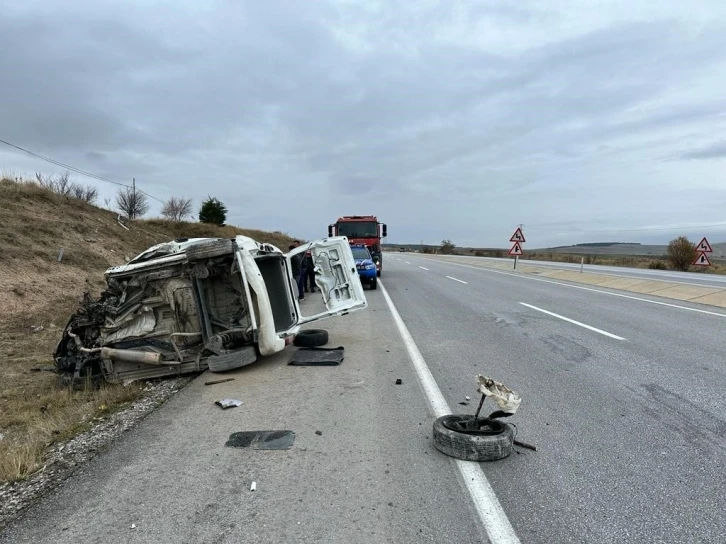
[2,1,726,247]
[677,141,726,160]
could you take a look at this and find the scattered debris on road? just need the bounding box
[204,378,236,386]
[395,379,402,385]
[514,439,537,451]
[215,399,243,410]
[432,375,525,462]
[225,431,295,450]
[288,346,345,366]
[315,430,323,436]
[250,481,257,492]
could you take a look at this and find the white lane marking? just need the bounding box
[420,258,726,318]
[446,275,468,284]
[419,266,429,270]
[520,302,626,340]
[405,261,412,264]
[379,281,520,544]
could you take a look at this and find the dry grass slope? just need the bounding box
[0,178,297,483]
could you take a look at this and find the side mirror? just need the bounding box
[328,225,334,237]
[381,224,387,238]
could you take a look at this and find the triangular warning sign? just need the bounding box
[510,228,526,243]
[508,242,523,256]
[695,237,713,253]
[692,252,711,266]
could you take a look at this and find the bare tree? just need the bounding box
[161,196,193,222]
[116,186,150,219]
[70,183,99,204]
[54,171,72,196]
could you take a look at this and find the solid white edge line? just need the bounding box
[520,302,626,340]
[379,280,520,544]
[419,266,430,270]
[446,275,468,284]
[418,258,726,318]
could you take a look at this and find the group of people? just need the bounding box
[288,240,316,300]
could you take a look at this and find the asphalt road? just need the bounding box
[2,256,725,543]
[383,253,726,543]
[440,255,726,288]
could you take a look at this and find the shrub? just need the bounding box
[666,236,697,272]
[198,196,228,226]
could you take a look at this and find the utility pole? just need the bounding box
[132,177,136,219]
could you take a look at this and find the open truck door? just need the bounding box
[285,236,367,326]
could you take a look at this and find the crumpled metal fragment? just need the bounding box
[476,375,521,414]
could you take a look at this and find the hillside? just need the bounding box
[386,241,726,259]
[541,242,726,258]
[0,178,296,483]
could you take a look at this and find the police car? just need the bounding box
[349,244,378,290]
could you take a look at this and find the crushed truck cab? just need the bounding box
[54,235,366,384]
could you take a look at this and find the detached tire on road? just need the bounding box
[432,415,514,462]
[207,346,257,372]
[186,239,235,261]
[294,329,329,347]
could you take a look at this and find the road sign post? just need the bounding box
[693,236,713,267]
[508,228,525,269]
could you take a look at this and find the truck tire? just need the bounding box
[377,270,381,277]
[369,278,377,290]
[293,329,328,347]
[186,239,235,261]
[207,346,257,372]
[432,415,513,462]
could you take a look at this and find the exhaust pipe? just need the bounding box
[101,347,162,365]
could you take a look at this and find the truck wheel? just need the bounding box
[186,239,235,261]
[207,346,257,372]
[370,278,377,290]
[377,270,381,277]
[294,329,329,347]
[432,415,513,462]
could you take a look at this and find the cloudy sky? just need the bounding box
[2,0,726,248]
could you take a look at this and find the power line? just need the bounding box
[0,138,164,203]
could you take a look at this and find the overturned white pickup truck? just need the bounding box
[54,235,367,384]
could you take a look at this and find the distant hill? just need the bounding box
[384,241,726,259]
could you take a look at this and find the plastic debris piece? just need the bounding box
[315,430,322,436]
[131,524,137,529]
[215,399,243,410]
[395,379,402,385]
[465,396,471,401]
[250,481,257,492]
[205,378,235,386]
[476,375,521,415]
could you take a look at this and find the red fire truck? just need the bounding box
[328,215,387,277]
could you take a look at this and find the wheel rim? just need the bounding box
[441,415,506,435]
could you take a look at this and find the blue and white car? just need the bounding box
[350,244,378,290]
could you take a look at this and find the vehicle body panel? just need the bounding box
[54,235,366,384]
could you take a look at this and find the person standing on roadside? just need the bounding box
[304,250,316,293]
[289,241,304,300]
